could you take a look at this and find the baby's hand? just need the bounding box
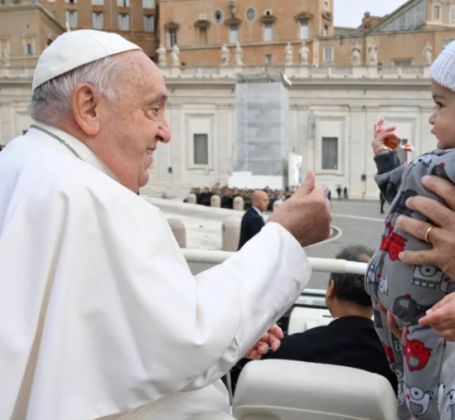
[373,117,400,155]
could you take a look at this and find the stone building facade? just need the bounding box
[0,0,157,62]
[158,0,455,67]
[0,0,452,199]
[158,0,334,66]
[138,66,434,200]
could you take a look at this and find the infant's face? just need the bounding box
[429,81,455,150]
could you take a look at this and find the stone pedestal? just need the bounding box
[222,217,241,251]
[187,193,197,204]
[211,195,221,208]
[366,66,378,78]
[233,196,244,211]
[167,218,186,248]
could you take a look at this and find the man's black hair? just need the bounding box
[330,245,373,307]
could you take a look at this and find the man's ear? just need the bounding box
[71,83,101,136]
[326,279,336,300]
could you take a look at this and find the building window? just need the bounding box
[0,38,9,55]
[169,29,177,47]
[64,0,77,4]
[23,39,34,55]
[397,139,408,163]
[118,13,130,30]
[229,26,238,43]
[322,137,338,170]
[194,134,209,165]
[299,19,309,40]
[324,0,329,10]
[246,7,256,22]
[324,46,333,62]
[433,4,440,20]
[198,27,208,44]
[65,10,78,28]
[144,15,154,31]
[323,25,329,36]
[451,6,455,22]
[92,11,104,29]
[265,54,272,64]
[393,59,412,66]
[214,9,223,24]
[91,0,104,5]
[142,0,154,8]
[117,0,130,7]
[264,23,273,41]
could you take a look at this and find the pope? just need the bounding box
[0,30,331,420]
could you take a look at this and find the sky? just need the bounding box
[334,0,410,28]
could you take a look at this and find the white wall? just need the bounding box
[0,74,434,200]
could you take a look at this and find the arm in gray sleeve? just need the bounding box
[374,151,406,204]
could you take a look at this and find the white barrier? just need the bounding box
[182,249,368,275]
[182,248,370,406]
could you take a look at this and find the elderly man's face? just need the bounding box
[98,51,170,192]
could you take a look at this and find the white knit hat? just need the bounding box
[431,40,455,92]
[33,30,141,91]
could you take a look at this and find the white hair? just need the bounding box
[29,55,123,126]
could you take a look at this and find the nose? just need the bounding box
[157,118,171,143]
[429,111,436,126]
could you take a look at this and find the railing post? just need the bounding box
[187,193,197,204]
[211,194,221,208]
[222,217,241,252]
[167,218,186,248]
[233,196,244,211]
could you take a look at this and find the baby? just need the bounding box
[366,40,455,420]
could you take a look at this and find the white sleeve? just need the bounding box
[185,222,311,390]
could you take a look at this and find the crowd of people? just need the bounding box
[4,28,455,420]
[187,185,354,210]
[187,186,294,210]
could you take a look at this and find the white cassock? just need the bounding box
[0,124,312,420]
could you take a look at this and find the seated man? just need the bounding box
[264,245,398,394]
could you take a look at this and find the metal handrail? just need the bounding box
[182,249,368,275]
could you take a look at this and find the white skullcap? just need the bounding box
[32,29,141,91]
[431,40,455,92]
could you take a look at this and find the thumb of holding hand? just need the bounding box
[294,171,316,199]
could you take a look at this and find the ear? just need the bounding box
[71,83,102,137]
[326,279,336,300]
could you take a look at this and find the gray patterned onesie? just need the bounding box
[366,149,455,420]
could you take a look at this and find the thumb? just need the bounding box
[426,293,452,315]
[419,294,453,326]
[294,171,315,198]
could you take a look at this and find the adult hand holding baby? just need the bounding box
[396,175,455,340]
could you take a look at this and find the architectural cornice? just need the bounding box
[294,11,313,21]
[194,19,211,29]
[164,21,180,30]
[225,16,242,26]
[322,11,333,23]
[260,14,277,24]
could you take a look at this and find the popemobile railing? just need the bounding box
[182,249,370,402]
[182,249,368,307]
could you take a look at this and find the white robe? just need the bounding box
[0,125,312,420]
